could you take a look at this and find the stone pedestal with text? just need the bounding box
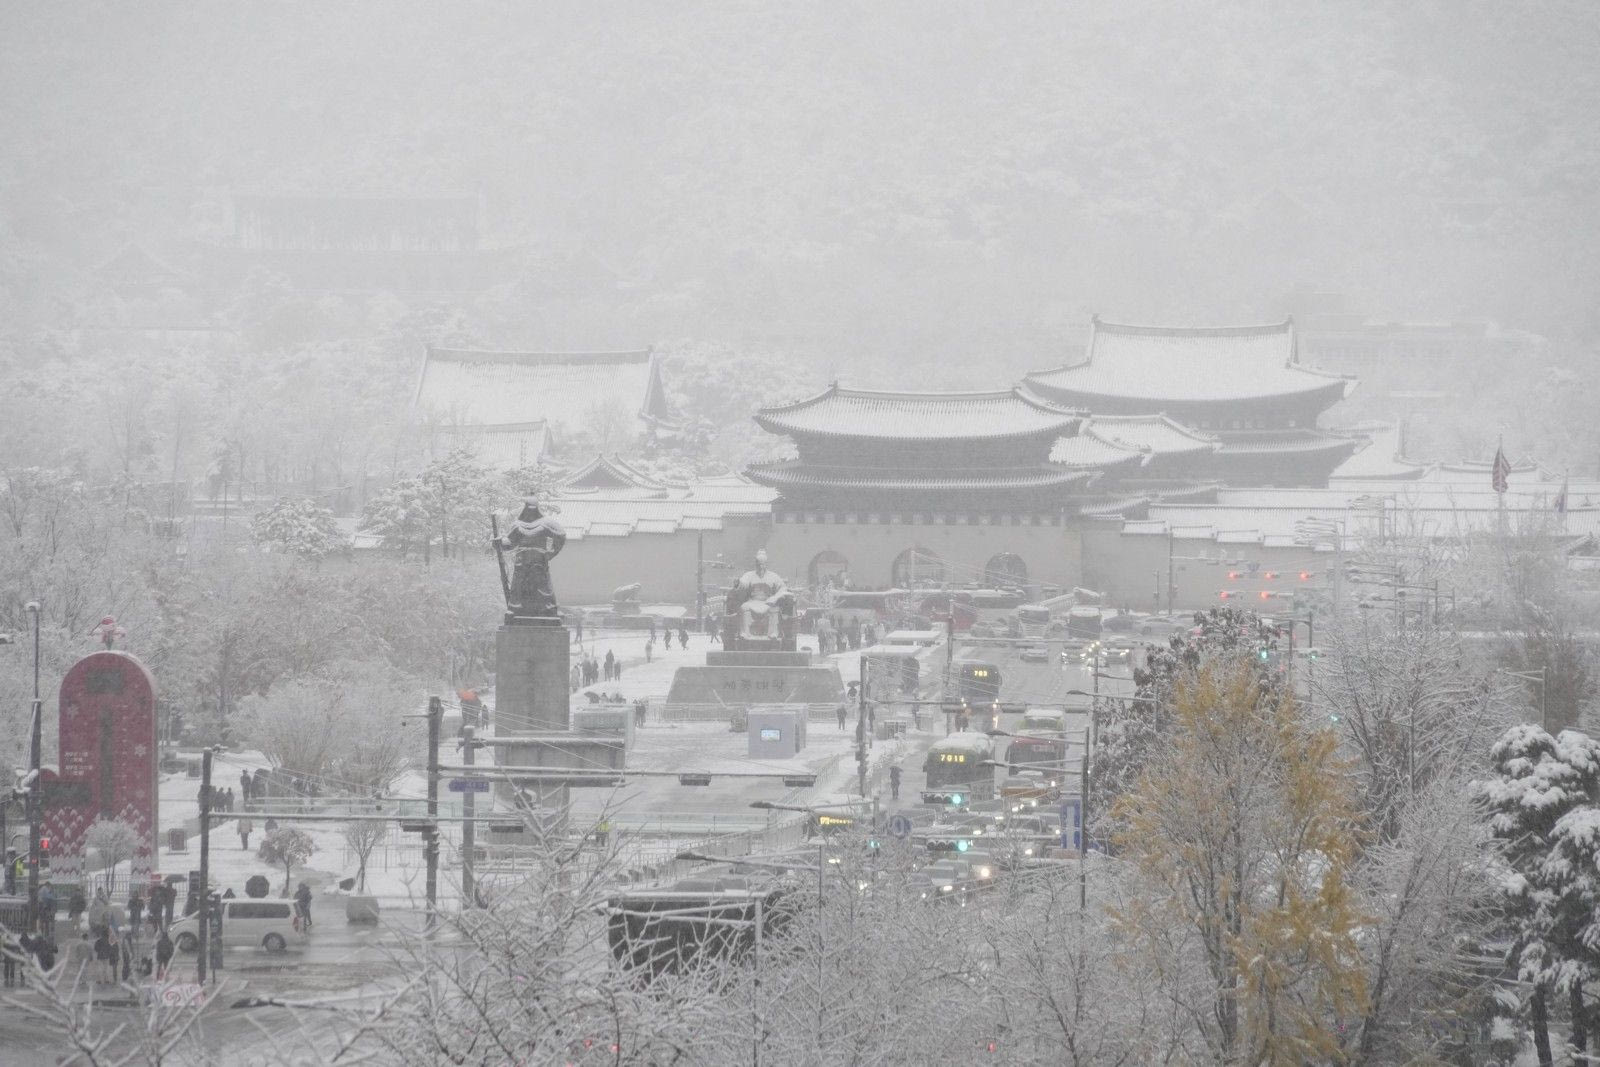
[494,621,571,734]
[666,649,845,705]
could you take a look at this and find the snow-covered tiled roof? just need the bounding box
[1025,317,1354,407]
[434,422,552,470]
[1328,424,1432,481]
[412,347,676,434]
[562,453,674,490]
[1213,429,1357,456]
[746,460,1094,492]
[1048,433,1147,470]
[544,482,777,539]
[1085,414,1219,457]
[755,384,1082,441]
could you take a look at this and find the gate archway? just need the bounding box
[985,552,1028,589]
[891,547,945,589]
[808,549,850,589]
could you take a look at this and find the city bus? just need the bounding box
[953,661,1002,705]
[921,734,997,806]
[1004,731,1068,783]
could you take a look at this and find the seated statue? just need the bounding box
[723,550,798,651]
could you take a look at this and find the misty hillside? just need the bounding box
[3,0,1598,360]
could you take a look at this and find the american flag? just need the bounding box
[1491,446,1511,494]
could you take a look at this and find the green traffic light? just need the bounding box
[956,839,970,852]
[949,794,963,806]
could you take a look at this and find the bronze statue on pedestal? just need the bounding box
[492,500,566,623]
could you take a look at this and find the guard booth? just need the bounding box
[747,705,807,758]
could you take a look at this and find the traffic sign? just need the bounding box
[887,813,914,840]
[448,778,490,793]
[1060,799,1082,851]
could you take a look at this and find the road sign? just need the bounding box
[887,813,914,840]
[399,820,431,833]
[448,778,490,793]
[1060,799,1081,851]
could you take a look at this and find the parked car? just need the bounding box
[1019,647,1050,663]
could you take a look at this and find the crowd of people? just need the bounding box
[815,615,876,655]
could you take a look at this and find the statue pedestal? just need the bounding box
[667,649,845,705]
[494,621,570,734]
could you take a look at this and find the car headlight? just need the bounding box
[1024,847,1034,856]
[978,867,991,879]
[941,884,954,892]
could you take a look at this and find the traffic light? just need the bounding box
[1227,571,1241,580]
[1299,571,1313,581]
[1258,647,1270,662]
[1219,591,1233,600]
[923,790,966,807]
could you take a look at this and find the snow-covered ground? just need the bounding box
[142,627,927,908]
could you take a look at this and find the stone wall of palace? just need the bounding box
[762,514,1082,597]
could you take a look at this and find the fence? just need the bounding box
[650,701,842,724]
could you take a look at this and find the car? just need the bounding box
[1019,647,1050,663]
[923,859,976,902]
[170,898,306,954]
[1100,613,1139,633]
[963,850,998,883]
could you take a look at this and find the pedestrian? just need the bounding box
[67,885,87,933]
[645,636,653,663]
[575,615,584,643]
[570,663,582,693]
[162,881,177,928]
[238,816,254,851]
[88,887,109,936]
[240,769,253,803]
[648,617,657,641]
[253,767,268,800]
[128,888,144,933]
[836,704,848,730]
[38,883,56,937]
[662,627,672,651]
[154,929,174,980]
[35,934,56,973]
[890,765,902,800]
[604,650,615,681]
[614,658,623,681]
[678,623,689,648]
[93,928,116,984]
[709,616,721,645]
[294,882,313,930]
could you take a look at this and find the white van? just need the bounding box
[171,899,306,954]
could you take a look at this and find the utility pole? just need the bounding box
[425,696,441,931]
[856,657,868,797]
[197,748,212,984]
[461,725,476,908]
[696,531,704,632]
[25,600,42,935]
[1078,727,1088,911]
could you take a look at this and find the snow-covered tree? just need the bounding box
[83,816,142,896]
[257,827,316,897]
[1112,656,1368,1064]
[1473,724,1600,1066]
[357,476,434,558]
[250,497,347,559]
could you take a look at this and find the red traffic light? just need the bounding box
[1299,571,1312,580]
[1227,571,1241,580]
[1259,591,1271,600]
[1219,591,1233,599]
[39,836,50,851]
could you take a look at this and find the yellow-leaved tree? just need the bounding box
[1112,657,1368,1064]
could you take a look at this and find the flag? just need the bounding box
[1555,476,1569,514]
[1491,446,1511,494]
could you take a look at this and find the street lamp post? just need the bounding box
[986,727,1091,907]
[25,600,42,934]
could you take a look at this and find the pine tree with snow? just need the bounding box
[1474,723,1600,1066]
